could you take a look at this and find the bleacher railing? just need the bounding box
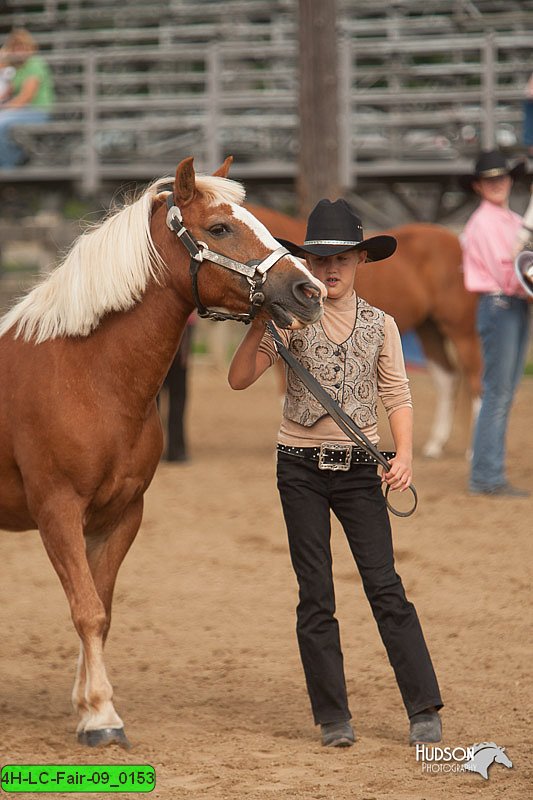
[1,32,531,192]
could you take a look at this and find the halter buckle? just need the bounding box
[166,204,183,231]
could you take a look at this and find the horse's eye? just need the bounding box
[208,224,229,237]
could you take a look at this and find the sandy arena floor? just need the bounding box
[1,360,532,800]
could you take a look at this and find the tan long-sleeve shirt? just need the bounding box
[259,291,412,447]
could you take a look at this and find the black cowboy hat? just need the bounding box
[277,199,397,262]
[459,149,528,192]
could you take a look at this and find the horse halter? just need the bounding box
[166,194,290,323]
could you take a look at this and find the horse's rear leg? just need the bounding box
[72,498,143,747]
[444,330,483,458]
[37,500,126,746]
[415,319,458,458]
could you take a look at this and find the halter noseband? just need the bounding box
[165,194,290,323]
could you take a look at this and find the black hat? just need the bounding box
[459,149,527,192]
[515,250,533,298]
[277,199,396,262]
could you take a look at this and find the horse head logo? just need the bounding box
[464,742,513,780]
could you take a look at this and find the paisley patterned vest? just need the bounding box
[283,297,385,428]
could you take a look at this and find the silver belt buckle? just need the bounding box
[318,442,352,471]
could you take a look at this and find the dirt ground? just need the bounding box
[1,358,532,800]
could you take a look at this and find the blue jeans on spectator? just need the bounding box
[524,98,533,149]
[470,293,530,492]
[0,107,49,167]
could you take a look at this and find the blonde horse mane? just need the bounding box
[0,174,246,343]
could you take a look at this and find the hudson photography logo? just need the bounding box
[416,741,513,780]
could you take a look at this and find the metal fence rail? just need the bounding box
[1,32,531,193]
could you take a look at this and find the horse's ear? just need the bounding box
[174,157,196,207]
[213,156,233,178]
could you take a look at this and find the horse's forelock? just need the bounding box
[150,174,245,211]
[194,175,246,207]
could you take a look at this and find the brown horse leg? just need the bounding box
[73,498,144,747]
[415,319,459,458]
[445,331,482,401]
[36,498,127,746]
[442,330,483,454]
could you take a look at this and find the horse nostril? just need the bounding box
[293,280,321,303]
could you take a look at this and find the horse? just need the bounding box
[463,742,513,780]
[158,314,195,462]
[0,156,325,748]
[247,204,482,458]
[514,187,533,256]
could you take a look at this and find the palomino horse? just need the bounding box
[247,205,482,458]
[0,157,325,747]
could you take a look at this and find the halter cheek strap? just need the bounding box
[165,194,290,323]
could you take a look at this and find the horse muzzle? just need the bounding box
[263,271,325,329]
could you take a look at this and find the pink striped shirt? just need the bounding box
[461,200,525,296]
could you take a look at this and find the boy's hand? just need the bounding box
[381,453,412,492]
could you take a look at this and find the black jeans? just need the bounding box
[276,451,443,725]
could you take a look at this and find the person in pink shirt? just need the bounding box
[461,150,530,496]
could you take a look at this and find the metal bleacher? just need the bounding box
[0,0,532,196]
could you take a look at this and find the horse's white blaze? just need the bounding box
[230,203,325,297]
[422,360,458,458]
[230,203,281,248]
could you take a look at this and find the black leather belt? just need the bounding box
[277,443,396,471]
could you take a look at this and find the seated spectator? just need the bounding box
[0,57,15,103]
[0,28,54,168]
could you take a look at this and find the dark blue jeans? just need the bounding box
[470,293,530,492]
[276,451,443,724]
[524,98,533,148]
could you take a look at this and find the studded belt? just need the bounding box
[277,442,396,471]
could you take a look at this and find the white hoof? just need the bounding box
[422,441,443,459]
